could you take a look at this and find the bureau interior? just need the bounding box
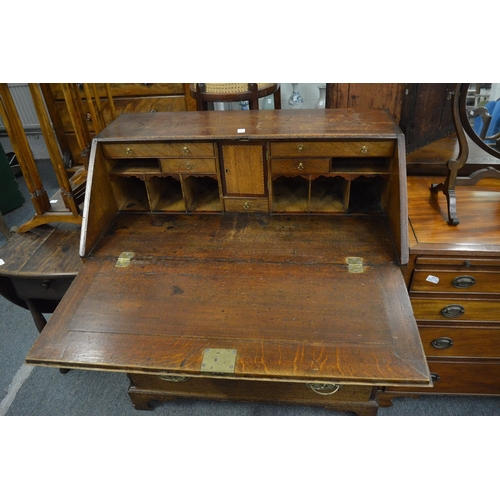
[101,141,393,215]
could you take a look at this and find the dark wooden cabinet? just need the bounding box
[26,109,431,415]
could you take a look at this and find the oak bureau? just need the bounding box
[26,109,431,415]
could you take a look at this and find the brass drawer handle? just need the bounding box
[297,162,304,170]
[243,202,250,210]
[42,279,52,290]
[158,375,191,382]
[305,383,340,395]
[431,337,454,349]
[183,146,190,155]
[452,275,476,288]
[360,146,368,154]
[441,304,465,318]
[185,163,193,170]
[125,147,133,156]
[297,144,304,152]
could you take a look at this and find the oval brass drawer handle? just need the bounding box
[158,375,191,382]
[185,163,193,170]
[305,383,340,395]
[297,143,304,152]
[183,146,190,155]
[360,146,368,154]
[125,147,133,156]
[452,275,476,288]
[297,162,304,170]
[431,337,454,349]
[441,304,465,318]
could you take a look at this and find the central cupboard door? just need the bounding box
[221,143,267,196]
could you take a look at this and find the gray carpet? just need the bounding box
[1,160,500,416]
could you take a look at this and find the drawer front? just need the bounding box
[12,277,74,301]
[270,141,395,157]
[390,361,500,395]
[160,158,217,174]
[224,197,269,213]
[102,142,214,159]
[129,373,372,404]
[415,256,500,268]
[411,298,500,322]
[411,269,500,294]
[419,325,500,358]
[271,158,330,174]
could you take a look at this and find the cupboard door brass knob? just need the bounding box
[183,146,190,155]
[305,383,341,395]
[441,304,465,318]
[360,146,368,154]
[297,144,304,151]
[297,162,304,170]
[431,337,454,349]
[125,147,132,155]
[243,202,250,210]
[452,275,476,288]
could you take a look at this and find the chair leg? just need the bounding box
[248,84,259,110]
[274,86,282,109]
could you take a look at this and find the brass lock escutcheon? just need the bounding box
[305,383,341,395]
[452,275,476,288]
[441,304,465,318]
[431,337,454,349]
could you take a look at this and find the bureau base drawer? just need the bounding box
[127,374,378,415]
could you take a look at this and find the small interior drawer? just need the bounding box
[102,142,215,159]
[160,158,217,174]
[270,141,395,157]
[271,158,330,174]
[224,197,269,213]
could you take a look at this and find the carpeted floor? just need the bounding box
[1,159,499,416]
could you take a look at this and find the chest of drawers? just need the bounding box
[26,109,431,415]
[379,176,500,406]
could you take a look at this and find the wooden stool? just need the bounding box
[190,83,281,110]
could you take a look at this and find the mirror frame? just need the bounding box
[458,83,500,160]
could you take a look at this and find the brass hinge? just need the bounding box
[115,251,134,267]
[347,257,364,273]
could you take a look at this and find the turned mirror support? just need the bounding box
[431,83,500,225]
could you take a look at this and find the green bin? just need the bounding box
[0,142,24,213]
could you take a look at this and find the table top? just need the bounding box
[0,223,82,279]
